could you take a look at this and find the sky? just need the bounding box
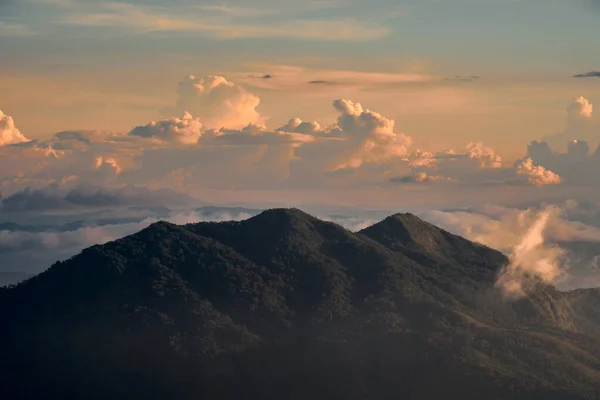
[2,0,600,288]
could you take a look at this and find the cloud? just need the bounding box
[403,143,512,187]
[165,75,262,129]
[0,184,196,213]
[541,96,598,153]
[390,172,454,184]
[331,99,413,170]
[444,75,480,82]
[0,128,148,195]
[0,209,255,276]
[249,74,274,80]
[53,2,389,41]
[0,207,385,278]
[522,139,600,186]
[308,80,336,85]
[215,124,317,146]
[129,112,204,144]
[276,117,325,135]
[516,158,561,187]
[95,156,123,175]
[495,208,565,298]
[0,21,35,37]
[568,96,593,120]
[573,71,600,78]
[466,142,502,169]
[0,110,29,146]
[320,214,380,231]
[0,75,593,203]
[424,203,600,295]
[6,200,600,293]
[233,65,443,91]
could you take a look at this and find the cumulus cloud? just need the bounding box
[0,74,595,201]
[129,112,204,144]
[516,158,561,186]
[0,128,148,195]
[331,99,413,170]
[541,96,598,153]
[95,156,123,175]
[522,138,600,186]
[466,142,502,169]
[276,117,324,135]
[402,143,512,187]
[0,110,29,146]
[166,75,262,129]
[215,124,317,146]
[568,96,593,121]
[0,72,529,195]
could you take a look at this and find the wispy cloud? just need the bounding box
[40,1,389,41]
[573,71,600,79]
[195,1,344,18]
[233,65,443,91]
[0,21,34,37]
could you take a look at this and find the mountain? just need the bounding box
[0,271,31,287]
[1,208,600,400]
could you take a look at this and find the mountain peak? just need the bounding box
[359,212,446,251]
[249,207,316,222]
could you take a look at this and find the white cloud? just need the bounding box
[466,142,502,169]
[568,96,593,121]
[407,143,510,186]
[495,209,565,297]
[276,117,324,135]
[0,81,596,201]
[331,99,413,170]
[95,156,123,175]
[167,75,262,130]
[516,158,561,186]
[424,203,600,295]
[542,96,599,153]
[129,112,204,144]
[0,110,29,146]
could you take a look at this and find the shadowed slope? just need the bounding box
[0,209,599,399]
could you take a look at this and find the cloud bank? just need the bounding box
[5,75,599,204]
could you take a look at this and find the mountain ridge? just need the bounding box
[1,208,600,399]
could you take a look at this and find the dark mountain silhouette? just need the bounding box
[0,271,31,287]
[1,208,600,400]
